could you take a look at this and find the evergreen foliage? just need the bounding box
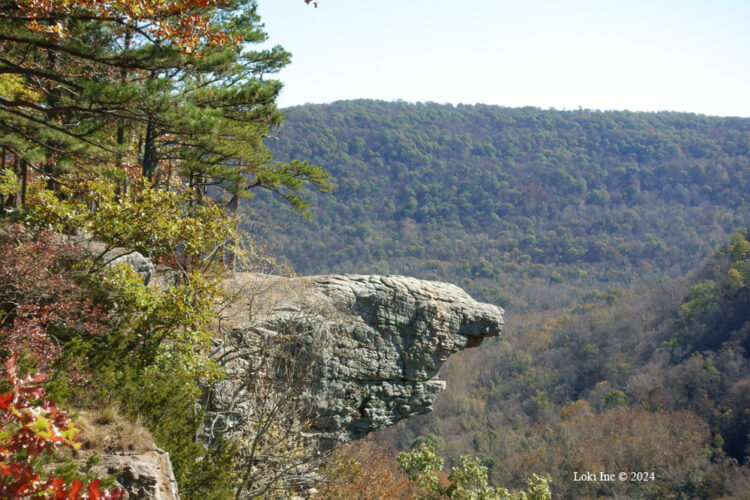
[4,4,750,497]
[0,0,329,213]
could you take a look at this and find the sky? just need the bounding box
[257,0,750,117]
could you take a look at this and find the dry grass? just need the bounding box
[74,404,155,454]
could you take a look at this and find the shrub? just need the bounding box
[398,444,551,500]
[0,356,123,499]
[0,224,104,382]
[317,439,417,500]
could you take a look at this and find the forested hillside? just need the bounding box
[375,229,750,498]
[254,100,750,313]
[10,0,748,496]
[249,100,750,497]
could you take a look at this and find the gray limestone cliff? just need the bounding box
[210,273,504,449]
[65,238,504,494]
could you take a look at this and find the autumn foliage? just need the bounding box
[15,0,318,49]
[14,0,241,51]
[317,438,418,500]
[0,225,104,378]
[0,356,123,498]
[0,0,332,496]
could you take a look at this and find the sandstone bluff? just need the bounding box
[212,273,504,449]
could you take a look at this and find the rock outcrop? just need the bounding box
[59,236,505,496]
[94,450,180,500]
[213,273,504,448]
[64,232,156,284]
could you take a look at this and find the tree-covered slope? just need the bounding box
[376,230,750,499]
[253,100,750,312]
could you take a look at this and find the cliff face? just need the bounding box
[67,239,505,494]
[213,273,504,448]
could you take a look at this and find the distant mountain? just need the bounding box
[252,100,750,314]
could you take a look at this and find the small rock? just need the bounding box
[95,449,180,500]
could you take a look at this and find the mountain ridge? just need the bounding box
[249,100,750,315]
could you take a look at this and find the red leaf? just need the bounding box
[0,392,12,409]
[87,478,101,500]
[68,478,83,498]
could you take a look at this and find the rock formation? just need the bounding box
[66,238,505,494]
[94,450,180,500]
[64,232,156,284]
[212,273,504,449]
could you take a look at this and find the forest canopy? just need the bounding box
[3,1,750,498]
[254,100,750,312]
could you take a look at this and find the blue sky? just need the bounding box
[257,0,750,117]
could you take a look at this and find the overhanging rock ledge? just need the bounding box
[215,273,504,449]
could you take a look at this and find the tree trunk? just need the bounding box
[21,160,27,207]
[115,32,131,189]
[6,153,18,208]
[142,118,157,181]
[44,49,59,191]
[226,195,239,270]
[0,148,5,211]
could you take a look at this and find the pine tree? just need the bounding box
[0,0,329,210]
